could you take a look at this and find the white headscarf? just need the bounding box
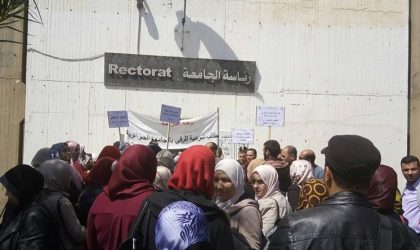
[214,159,245,210]
[252,165,280,200]
[290,159,314,186]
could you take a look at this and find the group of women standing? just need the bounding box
[0,141,328,250]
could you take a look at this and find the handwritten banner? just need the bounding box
[232,128,254,144]
[160,104,181,123]
[107,111,129,128]
[127,110,218,149]
[256,106,285,127]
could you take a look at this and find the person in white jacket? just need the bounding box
[251,165,291,235]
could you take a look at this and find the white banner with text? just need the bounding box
[126,110,218,149]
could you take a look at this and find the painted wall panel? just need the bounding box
[25,0,409,189]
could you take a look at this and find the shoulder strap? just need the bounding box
[377,215,392,250]
[121,200,150,250]
[128,200,149,238]
[269,197,280,220]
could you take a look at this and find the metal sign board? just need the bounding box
[104,53,255,93]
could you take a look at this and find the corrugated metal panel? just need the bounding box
[25,0,409,188]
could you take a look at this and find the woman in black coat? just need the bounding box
[0,164,58,250]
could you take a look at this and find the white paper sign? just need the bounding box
[160,104,181,123]
[219,130,233,158]
[107,111,129,128]
[232,128,254,144]
[256,106,285,127]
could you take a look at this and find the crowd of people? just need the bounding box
[0,135,420,249]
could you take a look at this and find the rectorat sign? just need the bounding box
[104,53,255,93]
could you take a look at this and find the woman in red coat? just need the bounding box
[87,145,157,250]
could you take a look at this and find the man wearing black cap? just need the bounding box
[268,135,420,250]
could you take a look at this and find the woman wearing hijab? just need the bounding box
[153,166,172,191]
[31,147,51,168]
[37,159,86,250]
[287,159,328,211]
[97,145,121,161]
[250,165,291,236]
[77,157,115,226]
[67,141,88,181]
[135,145,234,250]
[153,150,175,191]
[155,201,211,250]
[0,164,55,249]
[49,142,84,206]
[297,178,329,210]
[87,145,157,250]
[244,159,266,198]
[214,159,262,250]
[367,165,401,222]
[287,159,314,210]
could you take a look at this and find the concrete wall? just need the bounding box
[410,0,420,159]
[25,0,409,189]
[0,18,26,205]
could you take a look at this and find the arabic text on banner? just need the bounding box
[126,110,218,149]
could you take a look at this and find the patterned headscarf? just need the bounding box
[214,159,245,210]
[66,141,80,159]
[252,165,280,200]
[168,145,215,199]
[297,178,328,210]
[155,201,210,250]
[290,160,314,186]
[154,166,172,191]
[49,143,66,160]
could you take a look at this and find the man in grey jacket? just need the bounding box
[268,135,420,250]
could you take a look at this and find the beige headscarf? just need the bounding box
[247,159,266,180]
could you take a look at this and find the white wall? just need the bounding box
[25,0,409,189]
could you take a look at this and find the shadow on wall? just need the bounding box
[174,11,238,60]
[141,0,159,40]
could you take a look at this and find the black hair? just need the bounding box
[238,147,248,154]
[206,142,218,151]
[247,148,257,157]
[328,165,371,192]
[284,145,297,158]
[263,140,281,158]
[401,155,420,167]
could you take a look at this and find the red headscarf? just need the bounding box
[168,145,215,199]
[98,145,121,161]
[85,157,114,187]
[104,145,157,200]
